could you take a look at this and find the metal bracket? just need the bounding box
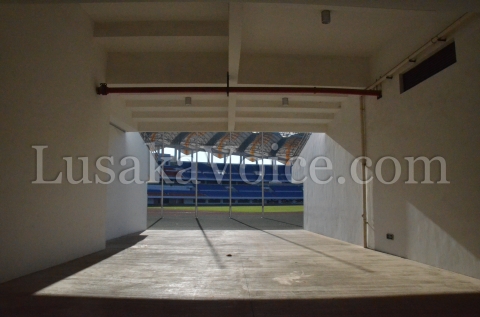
[96,83,108,95]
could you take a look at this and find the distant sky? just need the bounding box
[162,147,282,165]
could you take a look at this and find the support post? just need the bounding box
[161,132,165,218]
[261,132,265,218]
[229,132,233,219]
[195,140,199,219]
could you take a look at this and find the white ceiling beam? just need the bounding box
[96,36,227,53]
[125,100,341,110]
[236,95,347,102]
[127,106,227,112]
[132,111,226,119]
[138,122,228,132]
[238,112,334,120]
[127,105,341,115]
[122,94,228,100]
[236,105,341,113]
[94,21,228,37]
[137,121,328,133]
[124,96,342,103]
[235,117,333,124]
[134,118,227,123]
[235,122,328,133]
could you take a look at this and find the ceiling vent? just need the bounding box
[400,42,457,93]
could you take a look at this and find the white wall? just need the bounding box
[296,97,364,246]
[106,127,148,240]
[366,18,480,278]
[0,4,108,283]
[298,17,480,279]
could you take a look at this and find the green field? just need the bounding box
[149,205,303,213]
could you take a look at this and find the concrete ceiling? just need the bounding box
[83,2,459,56]
[81,2,229,22]
[80,1,469,133]
[66,1,480,12]
[241,4,459,56]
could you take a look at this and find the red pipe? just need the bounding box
[96,83,381,98]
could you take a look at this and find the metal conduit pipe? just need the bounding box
[97,84,382,98]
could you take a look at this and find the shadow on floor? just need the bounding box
[3,212,479,316]
[230,218,374,273]
[196,218,226,269]
[1,293,480,316]
[0,234,147,296]
[147,211,303,230]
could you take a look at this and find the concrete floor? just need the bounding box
[1,211,480,316]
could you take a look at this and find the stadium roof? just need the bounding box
[141,132,311,164]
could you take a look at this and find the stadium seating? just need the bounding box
[148,162,303,206]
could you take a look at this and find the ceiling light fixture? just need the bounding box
[282,97,289,107]
[185,97,192,106]
[321,10,331,24]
